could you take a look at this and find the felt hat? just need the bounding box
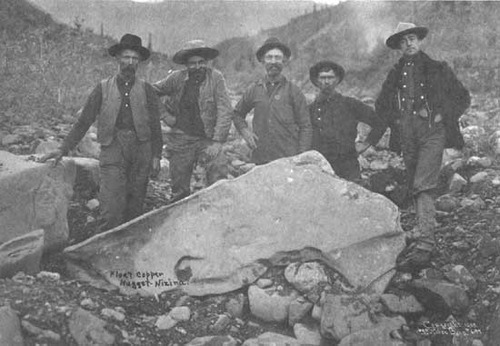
[108,33,150,60]
[172,40,219,65]
[386,22,428,50]
[309,60,345,87]
[256,37,291,62]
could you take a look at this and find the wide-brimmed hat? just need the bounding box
[256,37,291,62]
[386,22,428,50]
[172,40,219,65]
[108,33,150,61]
[309,60,345,87]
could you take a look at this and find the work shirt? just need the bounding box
[233,75,312,164]
[61,73,163,158]
[177,77,206,137]
[309,90,382,159]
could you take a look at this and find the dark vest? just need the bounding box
[97,76,151,146]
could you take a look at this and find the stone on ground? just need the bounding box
[248,284,299,322]
[288,296,314,326]
[320,294,376,341]
[338,316,406,346]
[64,151,405,296]
[225,293,245,318]
[0,229,44,278]
[0,305,24,346]
[185,335,238,346]
[284,261,328,295]
[294,323,322,345]
[409,279,470,314]
[380,293,424,314]
[443,264,478,292]
[0,151,75,250]
[68,308,115,345]
[242,332,300,346]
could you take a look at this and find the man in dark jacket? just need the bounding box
[369,23,470,268]
[309,60,383,182]
[40,34,163,231]
[153,40,232,202]
[232,37,312,164]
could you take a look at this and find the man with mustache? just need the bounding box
[309,60,383,183]
[371,23,470,269]
[153,40,232,202]
[40,34,163,231]
[232,37,312,164]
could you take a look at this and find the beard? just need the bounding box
[121,65,136,78]
[188,67,207,83]
[265,63,283,76]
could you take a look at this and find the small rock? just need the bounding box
[443,265,478,292]
[21,320,60,342]
[256,278,273,289]
[311,304,322,321]
[2,134,22,146]
[410,279,470,315]
[480,234,500,258]
[321,294,376,341]
[467,156,492,168]
[288,296,313,326]
[436,194,460,212]
[225,293,245,318]
[293,323,321,345]
[231,159,246,167]
[248,284,299,322]
[380,294,424,314]
[68,308,115,345]
[185,335,238,346]
[0,229,44,279]
[36,271,60,281]
[80,298,98,309]
[169,306,191,321]
[242,332,300,346]
[370,160,389,171]
[155,314,177,330]
[86,199,100,211]
[284,261,328,297]
[34,139,60,155]
[470,171,489,183]
[449,174,467,194]
[492,177,500,186]
[0,306,24,346]
[211,314,231,333]
[338,315,406,346]
[101,308,125,322]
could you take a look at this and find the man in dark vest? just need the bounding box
[41,34,163,231]
[153,40,233,203]
[369,23,470,269]
[309,60,383,183]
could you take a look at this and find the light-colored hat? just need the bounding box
[386,22,428,50]
[172,40,219,65]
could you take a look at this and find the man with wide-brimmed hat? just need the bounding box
[309,60,383,182]
[369,23,470,269]
[232,37,312,164]
[153,40,232,202]
[41,33,163,231]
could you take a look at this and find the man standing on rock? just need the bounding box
[309,60,384,183]
[372,23,470,268]
[152,40,233,202]
[40,34,163,231]
[232,37,312,164]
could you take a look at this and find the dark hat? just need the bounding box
[309,60,345,87]
[256,37,291,62]
[172,40,219,65]
[108,33,150,60]
[386,22,428,50]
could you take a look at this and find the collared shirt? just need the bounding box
[309,90,382,157]
[61,73,163,157]
[177,76,206,137]
[233,75,312,164]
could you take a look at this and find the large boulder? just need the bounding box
[0,151,75,250]
[64,151,405,296]
[0,229,44,278]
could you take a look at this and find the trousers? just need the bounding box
[165,132,228,199]
[98,129,152,231]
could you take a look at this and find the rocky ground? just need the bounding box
[1,105,500,345]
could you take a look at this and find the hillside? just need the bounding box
[214,1,500,100]
[0,0,172,130]
[28,0,315,55]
